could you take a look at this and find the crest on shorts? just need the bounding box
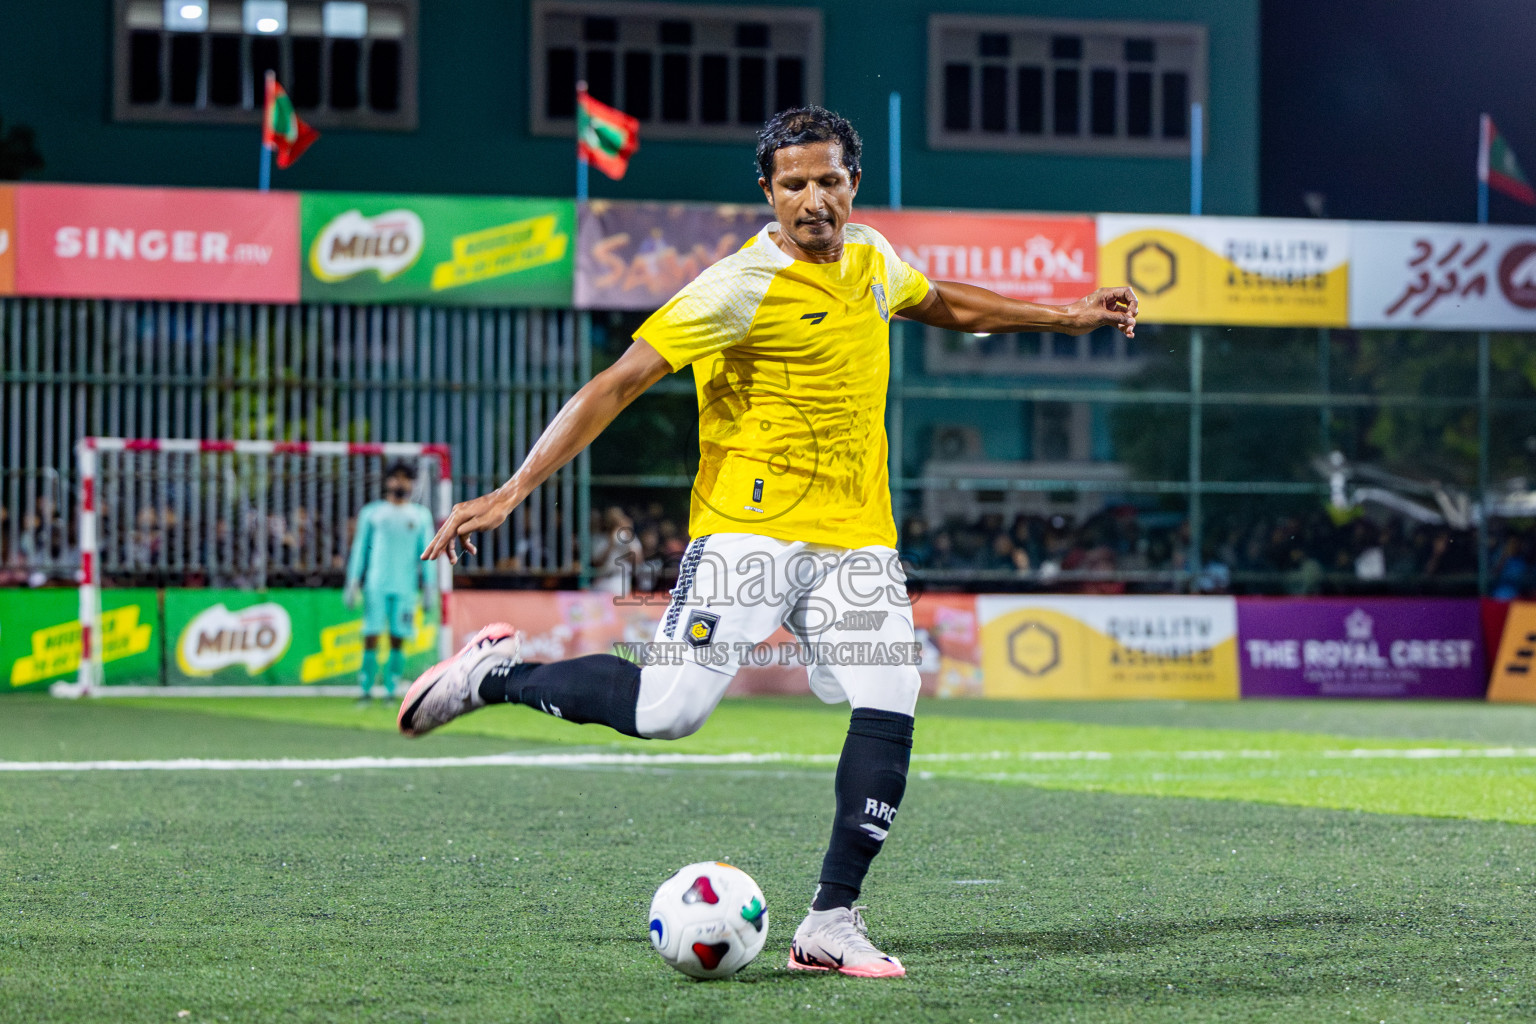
[871,282,889,322]
[684,610,720,649]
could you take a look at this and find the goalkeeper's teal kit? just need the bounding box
[346,500,436,637]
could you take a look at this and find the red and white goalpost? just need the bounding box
[69,437,455,695]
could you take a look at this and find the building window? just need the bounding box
[928,14,1205,157]
[531,1,822,142]
[114,0,417,129]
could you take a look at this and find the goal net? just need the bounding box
[67,438,453,695]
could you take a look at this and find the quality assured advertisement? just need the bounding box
[977,596,1240,700]
[301,192,575,306]
[14,184,300,302]
[1098,215,1350,327]
[1349,223,1536,330]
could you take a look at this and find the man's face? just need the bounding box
[386,474,411,500]
[758,141,859,254]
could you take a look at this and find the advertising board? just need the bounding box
[1098,215,1350,327]
[1237,598,1486,699]
[1349,223,1536,330]
[977,596,1240,700]
[301,192,574,306]
[15,184,299,302]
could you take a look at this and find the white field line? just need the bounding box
[3,746,1536,774]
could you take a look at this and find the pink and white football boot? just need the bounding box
[397,623,522,737]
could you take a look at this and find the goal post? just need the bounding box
[69,437,454,696]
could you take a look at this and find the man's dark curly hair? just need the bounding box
[384,460,417,481]
[756,105,862,184]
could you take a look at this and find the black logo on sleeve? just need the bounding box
[800,311,829,325]
[684,610,721,648]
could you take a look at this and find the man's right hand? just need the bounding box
[344,583,361,610]
[422,488,520,564]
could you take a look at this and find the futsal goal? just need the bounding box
[62,437,454,696]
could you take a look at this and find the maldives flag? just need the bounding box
[1480,113,1535,206]
[577,87,640,180]
[263,71,320,169]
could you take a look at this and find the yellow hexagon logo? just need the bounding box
[1007,622,1060,677]
[1126,240,1177,296]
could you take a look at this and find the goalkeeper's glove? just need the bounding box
[344,583,361,610]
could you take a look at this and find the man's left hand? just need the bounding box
[1067,286,1138,338]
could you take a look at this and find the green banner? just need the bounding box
[1,588,160,691]
[163,588,438,687]
[300,192,574,306]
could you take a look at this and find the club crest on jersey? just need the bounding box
[684,610,721,648]
[871,282,889,322]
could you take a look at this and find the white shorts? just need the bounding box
[632,533,921,739]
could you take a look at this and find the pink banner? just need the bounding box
[855,209,1098,306]
[15,184,299,303]
[451,590,979,699]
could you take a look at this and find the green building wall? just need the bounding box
[1,0,1258,215]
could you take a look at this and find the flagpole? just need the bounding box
[1190,101,1204,216]
[1477,112,1490,224]
[260,69,274,192]
[888,91,902,210]
[576,80,590,203]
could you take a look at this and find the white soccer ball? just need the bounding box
[647,861,769,979]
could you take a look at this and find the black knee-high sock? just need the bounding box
[477,655,644,738]
[812,707,914,911]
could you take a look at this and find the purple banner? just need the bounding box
[576,200,771,310]
[1237,598,1487,699]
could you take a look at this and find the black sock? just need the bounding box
[812,708,914,911]
[477,655,644,738]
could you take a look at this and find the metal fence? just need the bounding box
[0,297,587,586]
[4,296,1532,596]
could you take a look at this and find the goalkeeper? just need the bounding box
[345,462,437,700]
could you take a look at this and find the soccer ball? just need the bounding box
[648,861,769,979]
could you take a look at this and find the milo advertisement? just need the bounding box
[164,589,438,686]
[2,588,160,692]
[300,192,574,306]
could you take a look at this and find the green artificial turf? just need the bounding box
[2,696,1534,1023]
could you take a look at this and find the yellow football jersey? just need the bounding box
[636,222,931,549]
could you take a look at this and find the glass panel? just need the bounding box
[660,52,689,121]
[699,54,728,123]
[623,50,652,119]
[1052,67,1078,135]
[546,47,577,118]
[329,37,360,110]
[208,34,240,106]
[774,56,803,111]
[168,32,201,105]
[943,63,971,131]
[129,30,162,104]
[585,49,615,105]
[1162,72,1188,138]
[1127,70,1152,137]
[1090,68,1116,136]
[368,38,400,112]
[1016,66,1042,134]
[737,55,765,124]
[979,65,1006,131]
[291,35,322,107]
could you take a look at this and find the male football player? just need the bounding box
[398,106,1135,977]
[345,461,436,700]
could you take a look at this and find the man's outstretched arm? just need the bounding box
[422,339,673,563]
[897,280,1138,338]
